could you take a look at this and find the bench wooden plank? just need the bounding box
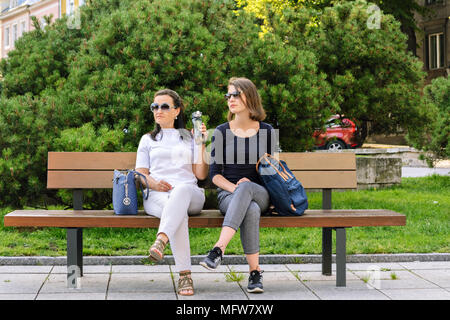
[4,209,406,229]
[279,152,356,170]
[48,152,136,170]
[48,152,357,171]
[292,171,357,189]
[47,170,358,189]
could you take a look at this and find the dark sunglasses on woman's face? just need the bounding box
[150,102,177,112]
[224,91,241,100]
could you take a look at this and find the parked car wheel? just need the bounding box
[326,140,346,151]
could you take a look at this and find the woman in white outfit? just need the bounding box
[135,89,208,296]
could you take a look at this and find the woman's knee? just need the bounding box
[247,202,261,218]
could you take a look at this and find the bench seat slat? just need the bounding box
[48,152,136,170]
[4,209,406,229]
[47,170,357,189]
[279,153,356,170]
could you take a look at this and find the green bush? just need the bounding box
[259,0,429,146]
[407,76,450,164]
[0,0,329,208]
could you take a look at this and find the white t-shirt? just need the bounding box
[135,129,198,187]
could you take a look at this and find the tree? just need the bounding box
[255,0,429,146]
[0,0,330,208]
[407,76,450,165]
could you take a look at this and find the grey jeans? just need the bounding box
[217,181,270,254]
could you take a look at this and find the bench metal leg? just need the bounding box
[67,228,83,288]
[322,227,332,276]
[335,227,346,287]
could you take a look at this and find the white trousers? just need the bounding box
[143,183,205,272]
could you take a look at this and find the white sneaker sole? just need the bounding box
[247,287,264,293]
[199,261,216,271]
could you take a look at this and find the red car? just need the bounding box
[313,115,359,150]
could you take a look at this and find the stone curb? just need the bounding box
[0,253,449,266]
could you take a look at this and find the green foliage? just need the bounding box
[407,76,450,164]
[0,0,328,208]
[247,0,429,145]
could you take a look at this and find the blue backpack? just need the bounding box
[256,153,308,216]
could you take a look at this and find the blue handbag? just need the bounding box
[256,153,308,216]
[113,170,149,215]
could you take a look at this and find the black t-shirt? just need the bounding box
[209,121,276,185]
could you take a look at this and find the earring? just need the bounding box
[175,116,178,120]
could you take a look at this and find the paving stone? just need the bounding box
[39,273,109,294]
[302,280,370,291]
[0,274,48,294]
[380,288,450,300]
[286,264,328,272]
[178,273,247,300]
[51,265,112,274]
[312,287,390,300]
[346,262,406,271]
[247,271,318,300]
[0,266,52,274]
[108,273,174,293]
[36,293,106,300]
[399,261,450,270]
[409,269,450,288]
[0,293,36,300]
[295,271,359,281]
[107,292,177,300]
[374,277,440,290]
[111,265,170,273]
[227,264,290,273]
[189,265,230,273]
[352,270,418,281]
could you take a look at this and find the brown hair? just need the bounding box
[227,77,266,122]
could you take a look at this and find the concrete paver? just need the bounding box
[0,261,448,300]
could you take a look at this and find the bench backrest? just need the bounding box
[47,152,357,190]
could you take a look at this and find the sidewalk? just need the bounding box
[1,261,449,300]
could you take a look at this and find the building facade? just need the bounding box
[415,0,449,82]
[0,0,84,59]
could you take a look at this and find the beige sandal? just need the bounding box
[148,238,167,262]
[178,271,194,296]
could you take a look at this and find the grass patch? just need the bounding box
[1,175,449,256]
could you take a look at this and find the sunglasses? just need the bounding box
[150,102,177,112]
[224,91,242,100]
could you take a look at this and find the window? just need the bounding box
[425,0,444,5]
[20,20,26,36]
[12,24,17,43]
[67,0,75,15]
[5,27,10,47]
[428,33,445,69]
[40,17,47,29]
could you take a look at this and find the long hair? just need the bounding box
[227,77,266,122]
[149,89,191,141]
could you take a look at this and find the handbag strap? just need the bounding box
[132,170,150,200]
[256,153,292,181]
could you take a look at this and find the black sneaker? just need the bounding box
[199,246,223,270]
[247,270,264,293]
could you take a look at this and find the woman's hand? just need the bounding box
[191,123,208,143]
[151,179,173,192]
[236,177,251,186]
[231,177,251,192]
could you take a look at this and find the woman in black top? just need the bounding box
[200,77,276,293]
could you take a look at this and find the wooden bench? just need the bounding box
[4,152,406,288]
